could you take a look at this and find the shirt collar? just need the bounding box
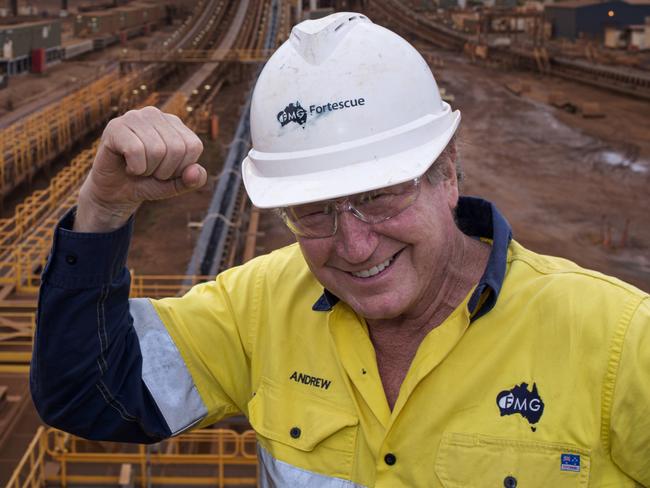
[312,196,512,321]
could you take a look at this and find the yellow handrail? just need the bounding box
[7,427,258,488]
[5,426,47,488]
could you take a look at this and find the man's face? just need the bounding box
[297,172,460,320]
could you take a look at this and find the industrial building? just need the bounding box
[0,20,62,75]
[545,0,650,41]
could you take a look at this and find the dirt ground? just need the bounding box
[432,50,650,291]
[127,50,649,292]
[127,76,256,275]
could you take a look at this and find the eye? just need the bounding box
[358,190,394,205]
[290,204,332,220]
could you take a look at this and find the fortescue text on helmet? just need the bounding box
[276,98,366,127]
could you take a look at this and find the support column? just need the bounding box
[296,0,303,23]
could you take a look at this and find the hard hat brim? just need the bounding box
[243,108,460,209]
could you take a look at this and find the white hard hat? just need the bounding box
[242,12,460,208]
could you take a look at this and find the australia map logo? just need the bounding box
[496,382,544,431]
[277,102,307,126]
[276,97,366,127]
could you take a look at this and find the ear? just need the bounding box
[442,145,459,209]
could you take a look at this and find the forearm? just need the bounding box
[31,209,170,443]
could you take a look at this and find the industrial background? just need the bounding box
[0,0,648,486]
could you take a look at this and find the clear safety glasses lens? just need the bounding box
[282,178,422,238]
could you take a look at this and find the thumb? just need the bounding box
[180,163,208,190]
[136,164,207,201]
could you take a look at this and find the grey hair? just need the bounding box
[424,134,463,188]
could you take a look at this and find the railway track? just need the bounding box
[364,0,650,101]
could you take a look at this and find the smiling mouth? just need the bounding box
[350,250,401,279]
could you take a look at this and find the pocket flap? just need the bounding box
[435,432,591,488]
[248,377,359,452]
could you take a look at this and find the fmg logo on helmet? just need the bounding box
[277,102,307,127]
[276,97,366,127]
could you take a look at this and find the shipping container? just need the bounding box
[144,3,167,23]
[0,20,62,59]
[118,7,144,31]
[30,20,62,51]
[92,33,119,50]
[74,10,120,37]
[63,38,94,59]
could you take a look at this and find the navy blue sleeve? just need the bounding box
[30,208,172,443]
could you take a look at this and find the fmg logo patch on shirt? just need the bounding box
[561,453,581,472]
[496,382,545,431]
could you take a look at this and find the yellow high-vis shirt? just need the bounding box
[145,237,650,487]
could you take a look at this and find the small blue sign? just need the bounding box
[560,453,580,472]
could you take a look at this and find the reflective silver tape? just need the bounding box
[258,445,365,488]
[129,298,207,435]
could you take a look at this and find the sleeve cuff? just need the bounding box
[42,207,134,289]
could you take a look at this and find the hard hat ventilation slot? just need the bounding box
[290,12,371,64]
[336,15,362,32]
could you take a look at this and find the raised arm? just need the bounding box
[31,107,210,443]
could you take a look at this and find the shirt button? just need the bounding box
[289,427,301,439]
[384,453,396,466]
[503,476,517,488]
[65,254,77,265]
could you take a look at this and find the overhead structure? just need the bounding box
[118,48,274,64]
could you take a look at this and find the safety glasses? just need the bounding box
[280,177,422,238]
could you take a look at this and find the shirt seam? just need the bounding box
[94,283,137,422]
[509,252,646,298]
[247,255,267,362]
[600,295,644,451]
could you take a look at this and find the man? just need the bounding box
[32,12,649,487]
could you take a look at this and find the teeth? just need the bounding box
[352,257,393,278]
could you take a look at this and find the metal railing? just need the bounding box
[0,72,148,201]
[6,427,258,488]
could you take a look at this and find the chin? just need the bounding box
[345,294,406,320]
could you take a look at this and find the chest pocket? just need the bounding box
[435,432,591,488]
[248,376,359,479]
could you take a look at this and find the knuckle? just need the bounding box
[142,105,160,115]
[123,109,138,119]
[148,141,167,161]
[103,118,119,135]
[187,137,204,159]
[167,141,186,159]
[122,139,144,158]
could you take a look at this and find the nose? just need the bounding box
[333,210,379,264]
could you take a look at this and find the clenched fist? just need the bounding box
[74,106,206,232]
